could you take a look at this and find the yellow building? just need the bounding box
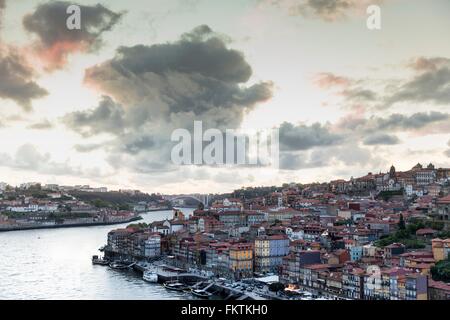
[432,238,447,262]
[229,243,254,279]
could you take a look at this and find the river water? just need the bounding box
[0,209,195,300]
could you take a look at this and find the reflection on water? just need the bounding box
[0,209,194,300]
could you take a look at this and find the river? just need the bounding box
[0,209,194,300]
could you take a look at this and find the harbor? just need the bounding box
[0,210,189,300]
[92,255,333,300]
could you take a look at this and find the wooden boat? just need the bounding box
[109,261,134,270]
[191,288,213,299]
[92,255,109,266]
[163,281,189,292]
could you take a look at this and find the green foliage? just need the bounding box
[375,219,428,249]
[92,198,111,208]
[231,186,279,199]
[437,230,450,239]
[117,203,131,211]
[431,258,450,282]
[335,219,353,226]
[127,222,149,229]
[377,190,403,201]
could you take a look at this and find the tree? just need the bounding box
[431,258,450,282]
[398,214,406,230]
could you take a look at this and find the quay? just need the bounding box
[0,215,143,233]
[130,262,282,300]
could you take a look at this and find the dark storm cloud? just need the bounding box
[84,25,273,125]
[78,25,272,132]
[279,121,343,151]
[0,47,48,110]
[363,133,400,146]
[23,1,124,69]
[63,96,125,137]
[64,26,273,173]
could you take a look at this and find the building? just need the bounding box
[428,280,450,300]
[432,238,450,262]
[229,243,254,279]
[281,250,321,284]
[436,195,450,223]
[144,234,161,258]
[254,234,290,273]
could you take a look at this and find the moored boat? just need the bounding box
[143,270,158,283]
[109,261,134,270]
[92,255,109,266]
[163,281,189,292]
[190,288,213,299]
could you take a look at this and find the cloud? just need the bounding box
[0,144,113,179]
[314,72,350,89]
[363,133,400,145]
[0,144,77,176]
[0,0,5,26]
[0,46,48,110]
[27,119,53,130]
[73,143,102,153]
[446,140,450,158]
[318,57,450,111]
[64,25,273,173]
[408,57,450,72]
[279,144,383,171]
[260,0,385,22]
[445,149,450,158]
[23,1,124,70]
[386,60,450,107]
[366,111,450,133]
[279,121,343,151]
[63,95,125,137]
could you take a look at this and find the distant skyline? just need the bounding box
[0,0,449,194]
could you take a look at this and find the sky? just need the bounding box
[0,0,449,194]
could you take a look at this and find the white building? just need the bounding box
[144,235,161,258]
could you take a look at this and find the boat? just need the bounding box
[109,261,134,270]
[163,281,189,292]
[190,288,213,299]
[92,255,109,266]
[143,270,158,283]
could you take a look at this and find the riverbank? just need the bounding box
[0,215,143,233]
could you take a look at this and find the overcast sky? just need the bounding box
[0,0,449,193]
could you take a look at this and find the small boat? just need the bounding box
[92,255,109,266]
[163,281,189,292]
[143,270,158,283]
[109,261,134,270]
[191,289,213,299]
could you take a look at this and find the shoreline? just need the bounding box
[0,215,143,233]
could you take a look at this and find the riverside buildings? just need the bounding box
[100,163,450,299]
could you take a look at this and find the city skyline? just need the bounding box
[0,0,449,194]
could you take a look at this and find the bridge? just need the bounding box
[163,194,210,207]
